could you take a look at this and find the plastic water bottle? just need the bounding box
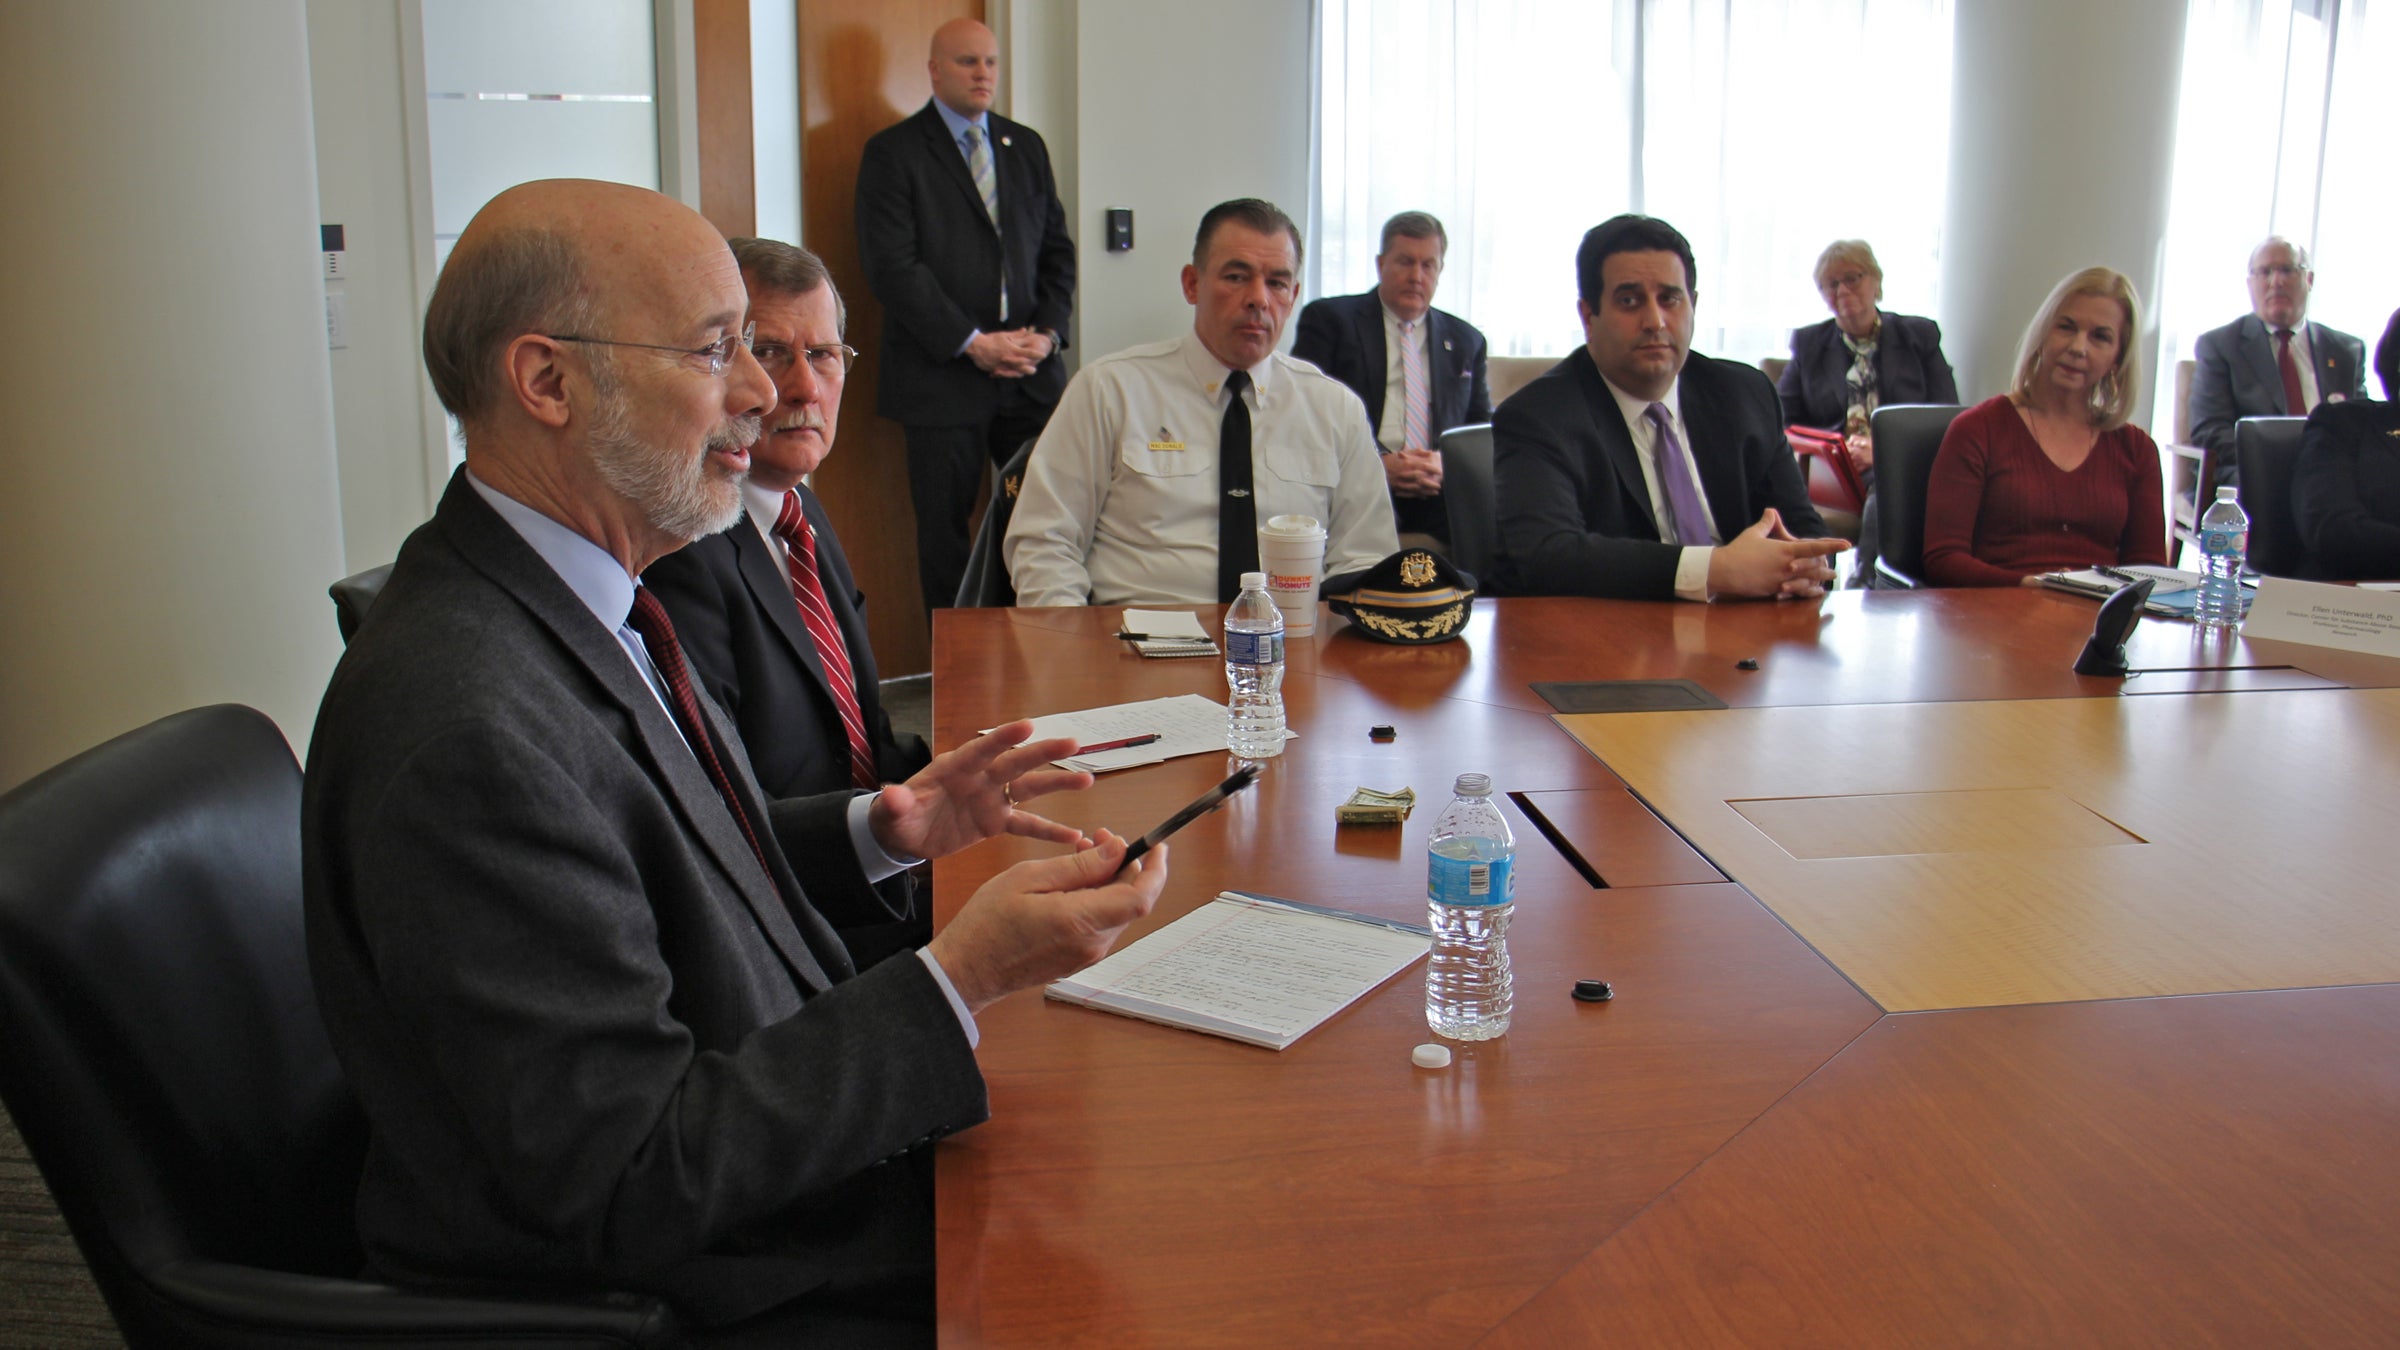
[1224,571,1286,761]
[2196,486,2249,630]
[1425,773,1514,1040]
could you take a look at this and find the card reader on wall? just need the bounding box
[1106,208,1133,252]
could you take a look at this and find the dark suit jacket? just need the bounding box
[2191,314,2369,460]
[303,472,986,1328]
[2292,398,2400,580]
[1494,348,1824,598]
[1291,289,1492,538]
[1776,311,1958,430]
[644,488,930,798]
[856,102,1076,426]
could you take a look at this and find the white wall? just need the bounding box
[0,0,348,788]
[1942,0,2187,417]
[309,0,445,571]
[752,0,802,244]
[1056,1,1315,361]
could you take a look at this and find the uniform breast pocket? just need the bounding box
[1118,436,1207,479]
[1262,442,1339,489]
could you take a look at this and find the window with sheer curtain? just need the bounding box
[2154,0,2400,428]
[1313,0,1954,365]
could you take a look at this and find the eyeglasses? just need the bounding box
[546,322,757,376]
[752,340,860,379]
[1822,271,1874,294]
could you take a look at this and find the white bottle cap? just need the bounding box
[1241,571,1266,590]
[2217,486,2239,500]
[1412,1043,1452,1069]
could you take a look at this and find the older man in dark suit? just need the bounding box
[2191,237,2369,489]
[1292,210,1492,546]
[645,238,933,971]
[303,178,1164,1343]
[646,238,929,800]
[1495,214,1845,601]
[856,17,1077,619]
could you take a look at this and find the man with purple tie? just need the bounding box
[1493,214,1844,601]
[2190,237,2369,490]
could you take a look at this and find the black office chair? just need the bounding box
[328,563,393,644]
[1867,403,1967,588]
[2235,415,2310,578]
[0,706,678,1349]
[1437,422,1497,589]
[954,438,1037,608]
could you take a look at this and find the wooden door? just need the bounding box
[796,0,982,678]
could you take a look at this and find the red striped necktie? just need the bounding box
[772,491,879,790]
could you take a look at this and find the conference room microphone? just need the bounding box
[2072,578,2156,677]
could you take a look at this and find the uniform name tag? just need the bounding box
[1148,440,1185,452]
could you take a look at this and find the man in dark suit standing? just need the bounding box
[304,179,1164,1342]
[1494,214,1845,601]
[856,17,1076,620]
[2191,237,2369,489]
[1292,210,1491,546]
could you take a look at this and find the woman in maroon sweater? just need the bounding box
[1922,267,2168,586]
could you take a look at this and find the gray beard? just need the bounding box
[586,370,758,542]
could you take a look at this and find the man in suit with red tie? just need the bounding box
[2191,237,2369,490]
[1292,210,1492,548]
[646,239,933,965]
[856,17,1076,621]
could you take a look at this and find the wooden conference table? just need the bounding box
[929,590,2400,1347]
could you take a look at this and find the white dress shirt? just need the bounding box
[1597,375,1719,602]
[1004,332,1400,607]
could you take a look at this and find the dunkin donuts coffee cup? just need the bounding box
[1257,514,1327,634]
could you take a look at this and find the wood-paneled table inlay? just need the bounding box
[1560,688,2400,1011]
[932,599,2400,1345]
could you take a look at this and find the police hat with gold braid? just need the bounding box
[1324,548,1477,644]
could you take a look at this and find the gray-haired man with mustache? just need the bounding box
[646,238,933,827]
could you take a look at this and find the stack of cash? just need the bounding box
[1335,786,1416,826]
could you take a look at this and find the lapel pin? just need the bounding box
[1000,135,1013,147]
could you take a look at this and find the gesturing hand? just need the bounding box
[927,831,1170,1012]
[868,719,1092,862]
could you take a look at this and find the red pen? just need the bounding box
[1074,732,1163,754]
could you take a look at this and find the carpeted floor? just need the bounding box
[881,672,932,747]
[0,1106,120,1349]
[0,676,936,1349]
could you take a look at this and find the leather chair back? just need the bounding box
[954,438,1037,608]
[1868,403,1967,588]
[329,564,394,644]
[2235,415,2310,577]
[1437,422,1496,589]
[0,706,675,1348]
[0,707,363,1332]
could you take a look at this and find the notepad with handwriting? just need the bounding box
[1045,891,1430,1050]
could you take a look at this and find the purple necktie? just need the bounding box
[1643,403,1716,545]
